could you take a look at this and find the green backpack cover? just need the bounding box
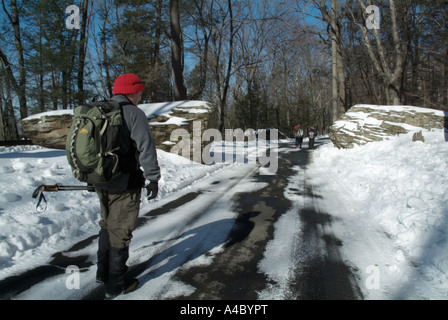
[66,100,125,184]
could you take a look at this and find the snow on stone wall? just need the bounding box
[330,104,445,149]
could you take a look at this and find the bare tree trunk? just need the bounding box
[443,46,448,110]
[3,77,18,140]
[356,0,407,105]
[0,47,20,139]
[0,59,19,140]
[189,0,212,101]
[37,22,45,113]
[100,2,113,98]
[1,0,27,119]
[61,70,68,110]
[220,0,234,132]
[319,0,346,122]
[50,70,58,110]
[77,0,90,105]
[149,0,163,102]
[170,0,187,101]
[336,27,346,113]
[212,0,234,133]
[331,25,339,122]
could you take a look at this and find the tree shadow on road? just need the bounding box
[126,218,236,290]
[293,206,363,300]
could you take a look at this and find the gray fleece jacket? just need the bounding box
[93,95,161,191]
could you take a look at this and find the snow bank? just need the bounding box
[309,129,448,299]
[23,100,212,122]
[139,100,211,120]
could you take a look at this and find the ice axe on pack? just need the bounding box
[32,184,95,212]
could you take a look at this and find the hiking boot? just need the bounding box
[105,278,139,300]
[123,278,139,294]
[105,247,139,299]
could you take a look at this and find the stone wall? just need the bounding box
[20,113,73,150]
[148,102,211,162]
[330,104,445,149]
[20,101,212,162]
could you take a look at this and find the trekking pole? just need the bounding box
[32,184,95,212]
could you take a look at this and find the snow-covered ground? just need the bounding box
[1,106,447,300]
[308,130,448,299]
[0,145,231,280]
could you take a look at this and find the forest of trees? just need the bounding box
[0,0,447,140]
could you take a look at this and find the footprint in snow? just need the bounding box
[0,193,22,203]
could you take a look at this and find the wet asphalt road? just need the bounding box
[175,142,362,300]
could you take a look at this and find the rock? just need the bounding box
[147,101,212,162]
[20,101,212,162]
[330,104,445,149]
[20,112,73,149]
[412,131,425,142]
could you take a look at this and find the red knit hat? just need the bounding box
[113,73,145,95]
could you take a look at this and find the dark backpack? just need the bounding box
[66,100,126,184]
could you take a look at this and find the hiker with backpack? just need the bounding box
[293,125,304,149]
[308,127,316,149]
[66,73,160,299]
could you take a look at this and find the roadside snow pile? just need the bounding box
[309,129,448,299]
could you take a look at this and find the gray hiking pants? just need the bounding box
[96,188,141,249]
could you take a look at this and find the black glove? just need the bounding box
[145,181,159,200]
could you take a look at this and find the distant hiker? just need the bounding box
[93,73,161,299]
[293,125,304,148]
[308,127,316,149]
